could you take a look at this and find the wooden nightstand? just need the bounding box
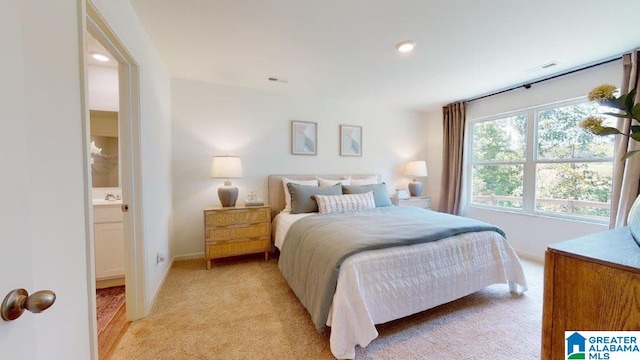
[391,196,431,209]
[204,205,271,269]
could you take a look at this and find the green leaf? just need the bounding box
[630,132,640,142]
[603,98,626,110]
[626,89,637,113]
[631,125,640,134]
[602,111,631,118]
[622,149,640,161]
[596,127,621,135]
[633,103,640,120]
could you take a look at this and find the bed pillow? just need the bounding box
[314,192,376,214]
[282,177,319,213]
[317,176,351,187]
[342,183,392,207]
[288,183,342,214]
[350,175,378,186]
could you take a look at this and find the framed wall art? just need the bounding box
[340,125,362,156]
[291,121,317,155]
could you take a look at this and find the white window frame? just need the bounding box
[466,96,614,224]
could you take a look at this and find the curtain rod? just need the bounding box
[466,55,623,103]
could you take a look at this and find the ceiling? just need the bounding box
[129,0,640,112]
[86,32,119,111]
[87,32,118,68]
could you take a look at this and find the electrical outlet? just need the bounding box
[156,250,166,264]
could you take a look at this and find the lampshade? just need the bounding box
[211,156,242,207]
[404,160,428,177]
[211,156,243,179]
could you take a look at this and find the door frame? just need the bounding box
[80,1,146,357]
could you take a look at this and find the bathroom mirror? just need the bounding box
[90,110,119,188]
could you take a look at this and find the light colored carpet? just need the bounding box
[110,255,543,360]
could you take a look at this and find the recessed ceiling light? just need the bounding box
[91,52,109,62]
[396,41,416,53]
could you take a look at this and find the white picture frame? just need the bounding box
[340,125,362,156]
[291,121,317,155]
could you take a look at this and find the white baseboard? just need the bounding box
[172,252,204,262]
[148,257,174,312]
[516,250,544,264]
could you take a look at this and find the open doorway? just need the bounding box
[84,3,146,358]
[86,31,126,356]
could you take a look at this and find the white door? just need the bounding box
[0,1,92,359]
[0,4,37,357]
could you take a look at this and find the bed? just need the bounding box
[268,174,528,359]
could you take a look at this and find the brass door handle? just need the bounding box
[1,289,56,321]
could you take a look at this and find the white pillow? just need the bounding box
[282,177,318,213]
[350,175,378,186]
[317,176,351,187]
[314,191,376,214]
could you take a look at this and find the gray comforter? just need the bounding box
[278,206,505,332]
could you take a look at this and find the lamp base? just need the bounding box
[408,181,423,197]
[218,185,238,207]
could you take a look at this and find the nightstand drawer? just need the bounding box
[205,208,269,227]
[392,196,431,209]
[206,236,270,258]
[203,205,271,269]
[206,223,270,241]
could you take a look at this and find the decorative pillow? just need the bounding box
[282,177,318,213]
[314,192,376,214]
[287,183,342,214]
[342,183,392,207]
[350,175,379,186]
[317,176,351,187]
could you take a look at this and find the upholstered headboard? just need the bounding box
[267,174,380,219]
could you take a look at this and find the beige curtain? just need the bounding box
[610,50,640,229]
[439,102,466,214]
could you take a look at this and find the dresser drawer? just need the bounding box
[205,208,269,227]
[203,205,271,269]
[206,223,270,241]
[206,236,270,258]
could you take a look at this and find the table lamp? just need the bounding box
[211,156,243,207]
[404,160,428,197]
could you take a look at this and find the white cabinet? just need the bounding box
[93,204,124,281]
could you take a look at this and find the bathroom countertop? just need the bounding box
[92,199,122,206]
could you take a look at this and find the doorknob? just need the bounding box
[1,289,56,321]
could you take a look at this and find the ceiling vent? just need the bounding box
[267,77,288,84]
[525,61,558,73]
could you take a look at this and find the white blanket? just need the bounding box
[274,213,528,359]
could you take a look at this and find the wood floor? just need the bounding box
[99,303,129,359]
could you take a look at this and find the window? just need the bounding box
[468,98,614,222]
[471,115,526,209]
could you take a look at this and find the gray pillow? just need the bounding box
[287,183,342,214]
[342,183,392,207]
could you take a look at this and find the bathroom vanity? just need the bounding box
[93,200,124,288]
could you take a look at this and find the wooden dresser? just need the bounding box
[204,205,271,269]
[542,227,640,359]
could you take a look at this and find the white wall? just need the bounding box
[171,79,429,257]
[464,60,622,260]
[91,0,173,312]
[88,64,119,111]
[422,109,444,211]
